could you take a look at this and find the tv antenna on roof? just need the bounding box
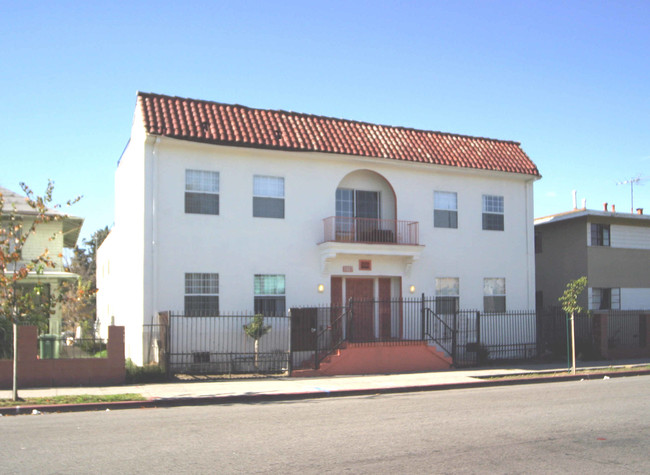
[616,175,646,213]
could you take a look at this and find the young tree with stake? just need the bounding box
[558,276,588,375]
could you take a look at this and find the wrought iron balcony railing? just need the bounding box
[322,216,419,245]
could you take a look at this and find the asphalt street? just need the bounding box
[2,376,649,474]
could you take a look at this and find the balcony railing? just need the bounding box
[322,217,419,245]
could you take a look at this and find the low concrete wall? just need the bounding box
[0,326,125,389]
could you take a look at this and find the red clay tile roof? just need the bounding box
[137,92,540,177]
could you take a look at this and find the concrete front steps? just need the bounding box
[292,340,452,377]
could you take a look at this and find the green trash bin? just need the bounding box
[39,334,60,359]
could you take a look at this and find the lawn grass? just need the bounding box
[0,393,146,407]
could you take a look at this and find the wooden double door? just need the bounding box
[331,276,397,341]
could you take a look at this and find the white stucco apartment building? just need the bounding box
[97,92,540,364]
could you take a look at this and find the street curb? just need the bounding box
[2,369,649,416]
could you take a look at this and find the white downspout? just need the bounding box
[151,137,160,326]
[525,179,534,309]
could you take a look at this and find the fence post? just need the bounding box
[314,312,320,370]
[421,293,426,340]
[476,311,481,349]
[288,311,293,374]
[452,312,458,364]
[347,298,354,342]
[165,313,172,379]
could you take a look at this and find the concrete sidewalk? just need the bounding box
[2,358,649,415]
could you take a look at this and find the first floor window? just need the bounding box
[591,288,620,310]
[590,223,610,246]
[482,195,504,231]
[484,278,506,313]
[185,273,219,315]
[434,191,458,229]
[435,277,459,314]
[254,274,286,316]
[185,170,219,215]
[253,175,285,218]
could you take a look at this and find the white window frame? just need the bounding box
[482,195,504,231]
[590,287,620,310]
[253,175,285,218]
[254,274,286,316]
[184,273,219,315]
[484,277,506,313]
[185,170,219,215]
[435,277,460,314]
[434,191,458,229]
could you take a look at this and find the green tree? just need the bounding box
[243,314,271,368]
[558,276,588,375]
[60,226,110,335]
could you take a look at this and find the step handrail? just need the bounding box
[423,308,456,357]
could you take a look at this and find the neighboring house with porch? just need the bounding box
[97,92,540,367]
[535,204,650,311]
[0,186,83,334]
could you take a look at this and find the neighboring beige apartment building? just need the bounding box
[535,205,650,311]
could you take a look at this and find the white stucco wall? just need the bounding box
[150,137,535,311]
[97,112,150,361]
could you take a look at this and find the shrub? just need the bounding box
[125,358,168,384]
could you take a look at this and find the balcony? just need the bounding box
[322,216,419,245]
[319,217,423,274]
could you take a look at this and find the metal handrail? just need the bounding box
[322,216,419,245]
[423,308,456,357]
[314,305,349,369]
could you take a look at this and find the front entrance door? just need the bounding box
[345,278,374,341]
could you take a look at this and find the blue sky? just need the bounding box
[2,1,649,243]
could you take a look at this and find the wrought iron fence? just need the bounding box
[607,310,645,351]
[159,312,290,376]
[292,297,538,369]
[537,308,650,360]
[152,302,646,376]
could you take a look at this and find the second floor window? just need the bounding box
[482,195,504,231]
[590,224,610,246]
[434,191,458,228]
[253,176,284,218]
[185,170,219,215]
